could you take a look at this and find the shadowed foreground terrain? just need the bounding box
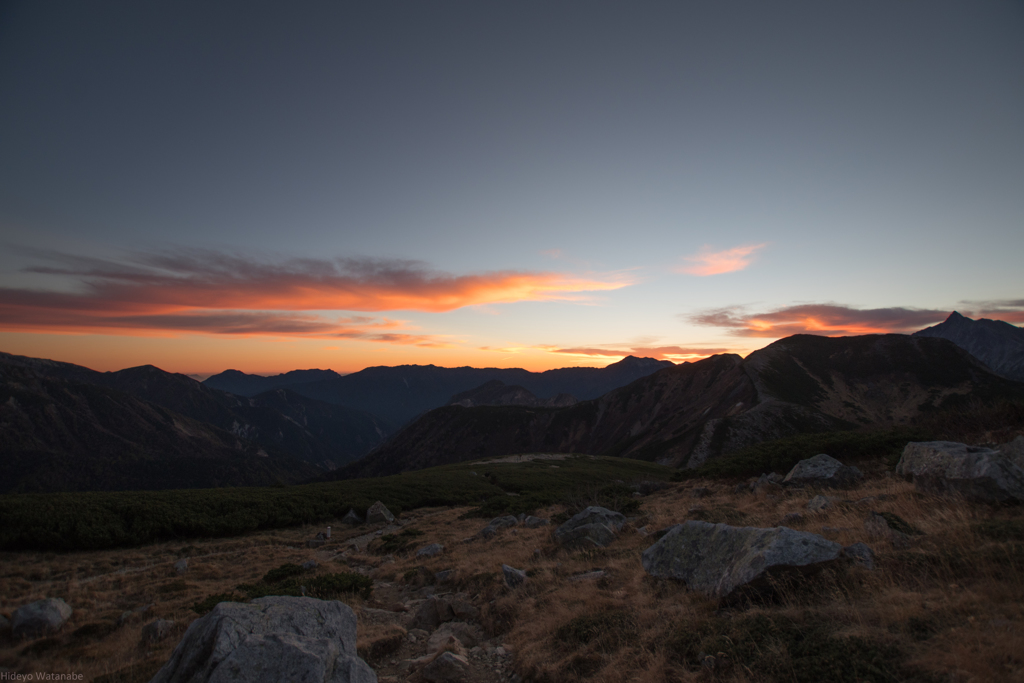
[1,450,1022,682]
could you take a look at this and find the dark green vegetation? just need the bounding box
[666,612,930,683]
[674,428,927,480]
[0,455,672,552]
[191,562,373,615]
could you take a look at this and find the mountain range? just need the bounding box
[332,333,1024,478]
[0,352,387,492]
[203,356,674,427]
[913,311,1024,382]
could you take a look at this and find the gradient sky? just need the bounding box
[1,1,1022,376]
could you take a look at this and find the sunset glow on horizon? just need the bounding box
[1,2,1021,377]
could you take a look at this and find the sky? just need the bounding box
[1,1,1022,377]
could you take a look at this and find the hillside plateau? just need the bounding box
[2,442,1022,683]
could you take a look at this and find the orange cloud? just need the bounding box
[548,345,729,362]
[688,303,949,337]
[0,249,633,339]
[676,243,766,276]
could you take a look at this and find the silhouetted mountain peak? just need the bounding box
[913,312,1024,382]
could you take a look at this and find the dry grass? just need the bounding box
[1,473,1022,682]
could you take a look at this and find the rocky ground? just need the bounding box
[1,444,1023,682]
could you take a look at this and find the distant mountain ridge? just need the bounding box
[331,334,1024,478]
[912,311,1024,382]
[0,352,389,492]
[204,356,673,427]
[448,380,577,408]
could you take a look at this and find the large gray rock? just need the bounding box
[366,501,395,525]
[416,544,444,558]
[553,506,626,549]
[784,454,863,489]
[150,596,376,683]
[641,521,843,599]
[12,598,73,639]
[895,441,1024,503]
[478,516,518,539]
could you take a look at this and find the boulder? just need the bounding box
[895,441,1024,503]
[141,618,175,645]
[173,558,189,575]
[553,506,626,549]
[302,560,318,570]
[416,544,444,559]
[641,521,843,599]
[409,598,456,631]
[502,564,527,588]
[478,516,518,539]
[151,596,375,683]
[367,501,395,524]
[783,454,864,489]
[342,509,364,526]
[420,651,470,683]
[11,598,73,639]
[522,516,550,529]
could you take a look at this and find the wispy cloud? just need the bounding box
[550,345,729,362]
[0,248,634,340]
[959,299,1024,324]
[676,243,767,276]
[687,303,949,337]
[481,343,729,362]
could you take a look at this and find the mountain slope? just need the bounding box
[205,356,673,427]
[0,352,389,474]
[202,368,342,397]
[448,380,577,408]
[912,311,1024,382]
[0,361,322,493]
[334,334,1024,477]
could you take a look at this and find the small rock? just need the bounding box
[479,516,518,539]
[341,508,364,526]
[781,512,803,525]
[807,495,835,512]
[306,538,326,549]
[522,516,550,529]
[421,651,470,683]
[173,558,189,575]
[367,501,396,524]
[117,603,153,627]
[863,512,916,548]
[417,543,444,558]
[784,454,864,489]
[141,618,175,644]
[434,569,454,583]
[301,560,317,570]
[842,542,875,570]
[11,598,73,639]
[390,602,409,613]
[502,564,527,588]
[553,506,626,549]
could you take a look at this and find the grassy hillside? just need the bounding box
[0,455,673,552]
